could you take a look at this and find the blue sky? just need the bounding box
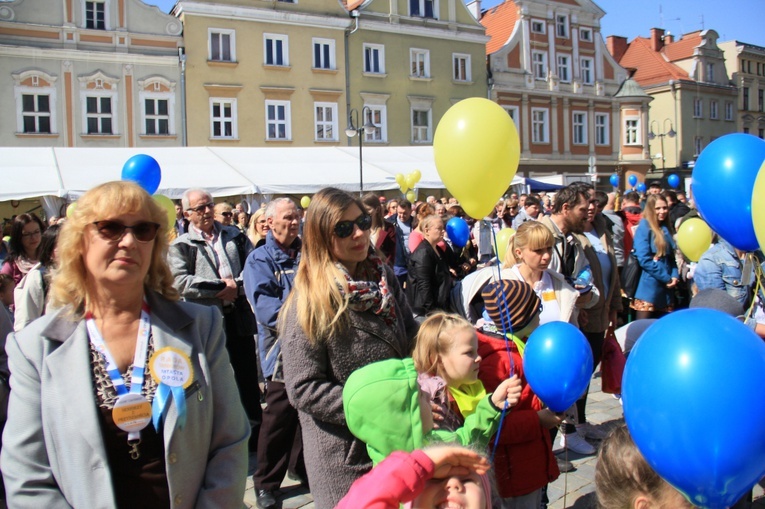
[143,0,765,47]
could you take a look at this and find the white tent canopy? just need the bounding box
[0,145,525,204]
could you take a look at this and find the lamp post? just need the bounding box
[346,106,376,196]
[648,119,676,175]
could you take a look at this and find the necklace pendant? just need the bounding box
[128,439,141,460]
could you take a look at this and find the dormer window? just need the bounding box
[85,0,106,30]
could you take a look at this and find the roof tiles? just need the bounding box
[481,0,519,55]
[617,35,693,87]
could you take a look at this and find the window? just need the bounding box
[595,113,609,145]
[710,100,719,120]
[572,112,587,145]
[579,28,592,42]
[264,34,289,66]
[759,128,764,139]
[21,94,52,134]
[557,54,571,83]
[85,1,105,30]
[85,95,113,134]
[210,98,237,139]
[314,102,337,141]
[412,109,431,143]
[744,127,750,134]
[410,0,436,18]
[759,89,764,112]
[453,53,471,82]
[531,20,545,34]
[362,105,386,142]
[410,49,430,78]
[363,44,385,74]
[580,57,593,85]
[312,38,335,70]
[693,98,703,118]
[725,101,734,120]
[144,98,169,135]
[743,87,749,110]
[532,51,547,80]
[266,100,290,140]
[209,29,235,62]
[504,106,519,128]
[556,14,568,38]
[694,136,703,156]
[706,62,715,82]
[531,108,549,143]
[624,118,639,145]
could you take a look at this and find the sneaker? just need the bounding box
[576,422,609,440]
[559,432,596,455]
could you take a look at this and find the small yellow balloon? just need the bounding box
[434,98,520,219]
[412,169,422,183]
[677,218,714,262]
[66,202,77,218]
[301,196,311,209]
[495,227,516,264]
[754,160,765,251]
[153,195,176,228]
[406,190,416,203]
[395,173,406,188]
[406,174,418,190]
[2,236,9,243]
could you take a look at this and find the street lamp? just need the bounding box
[346,106,376,196]
[648,119,676,174]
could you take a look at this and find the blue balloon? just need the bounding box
[445,217,470,248]
[122,154,161,195]
[523,321,593,412]
[609,174,619,187]
[623,309,765,509]
[667,173,680,189]
[636,182,646,193]
[692,133,765,251]
[628,174,638,187]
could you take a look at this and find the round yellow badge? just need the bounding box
[149,347,194,389]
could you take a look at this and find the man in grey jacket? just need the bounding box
[168,188,261,453]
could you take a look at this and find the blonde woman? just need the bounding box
[247,207,269,249]
[280,187,418,509]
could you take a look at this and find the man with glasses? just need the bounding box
[242,198,305,509]
[168,188,262,460]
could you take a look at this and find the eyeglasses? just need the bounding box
[334,214,372,239]
[220,212,233,217]
[92,221,160,243]
[187,202,215,214]
[21,229,41,238]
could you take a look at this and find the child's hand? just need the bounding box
[491,375,522,409]
[431,402,445,430]
[425,445,491,479]
[537,408,563,429]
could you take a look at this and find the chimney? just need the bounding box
[664,32,674,44]
[650,27,665,51]
[607,35,628,62]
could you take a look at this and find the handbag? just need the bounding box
[621,251,642,299]
[600,328,626,395]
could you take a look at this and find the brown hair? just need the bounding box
[412,312,473,378]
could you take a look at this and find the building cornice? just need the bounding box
[358,15,488,44]
[177,1,351,30]
[0,43,179,66]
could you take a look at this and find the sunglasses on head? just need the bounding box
[92,220,160,243]
[334,214,372,238]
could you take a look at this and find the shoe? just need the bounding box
[556,456,576,473]
[576,422,609,440]
[559,432,596,455]
[287,471,307,486]
[255,489,277,509]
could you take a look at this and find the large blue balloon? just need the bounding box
[122,154,161,195]
[636,182,646,193]
[523,321,593,412]
[667,173,680,189]
[628,174,638,187]
[446,217,470,248]
[623,309,765,509]
[692,134,765,251]
[609,174,619,187]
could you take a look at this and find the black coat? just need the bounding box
[407,241,453,315]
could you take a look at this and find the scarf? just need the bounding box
[447,380,488,416]
[336,249,397,327]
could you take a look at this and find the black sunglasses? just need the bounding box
[93,221,161,243]
[334,214,372,238]
[220,212,233,217]
[187,202,215,214]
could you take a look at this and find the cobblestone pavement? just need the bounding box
[244,374,765,509]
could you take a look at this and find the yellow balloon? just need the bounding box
[434,98,520,219]
[301,196,311,209]
[395,173,406,188]
[754,160,765,251]
[406,190,416,203]
[406,174,418,190]
[412,169,422,183]
[153,195,176,228]
[66,202,77,218]
[494,227,516,264]
[676,218,713,262]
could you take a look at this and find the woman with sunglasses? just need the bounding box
[1,213,46,286]
[280,187,418,509]
[1,181,249,508]
[407,214,453,317]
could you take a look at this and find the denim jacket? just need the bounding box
[694,238,751,307]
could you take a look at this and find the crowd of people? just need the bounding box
[0,178,759,509]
